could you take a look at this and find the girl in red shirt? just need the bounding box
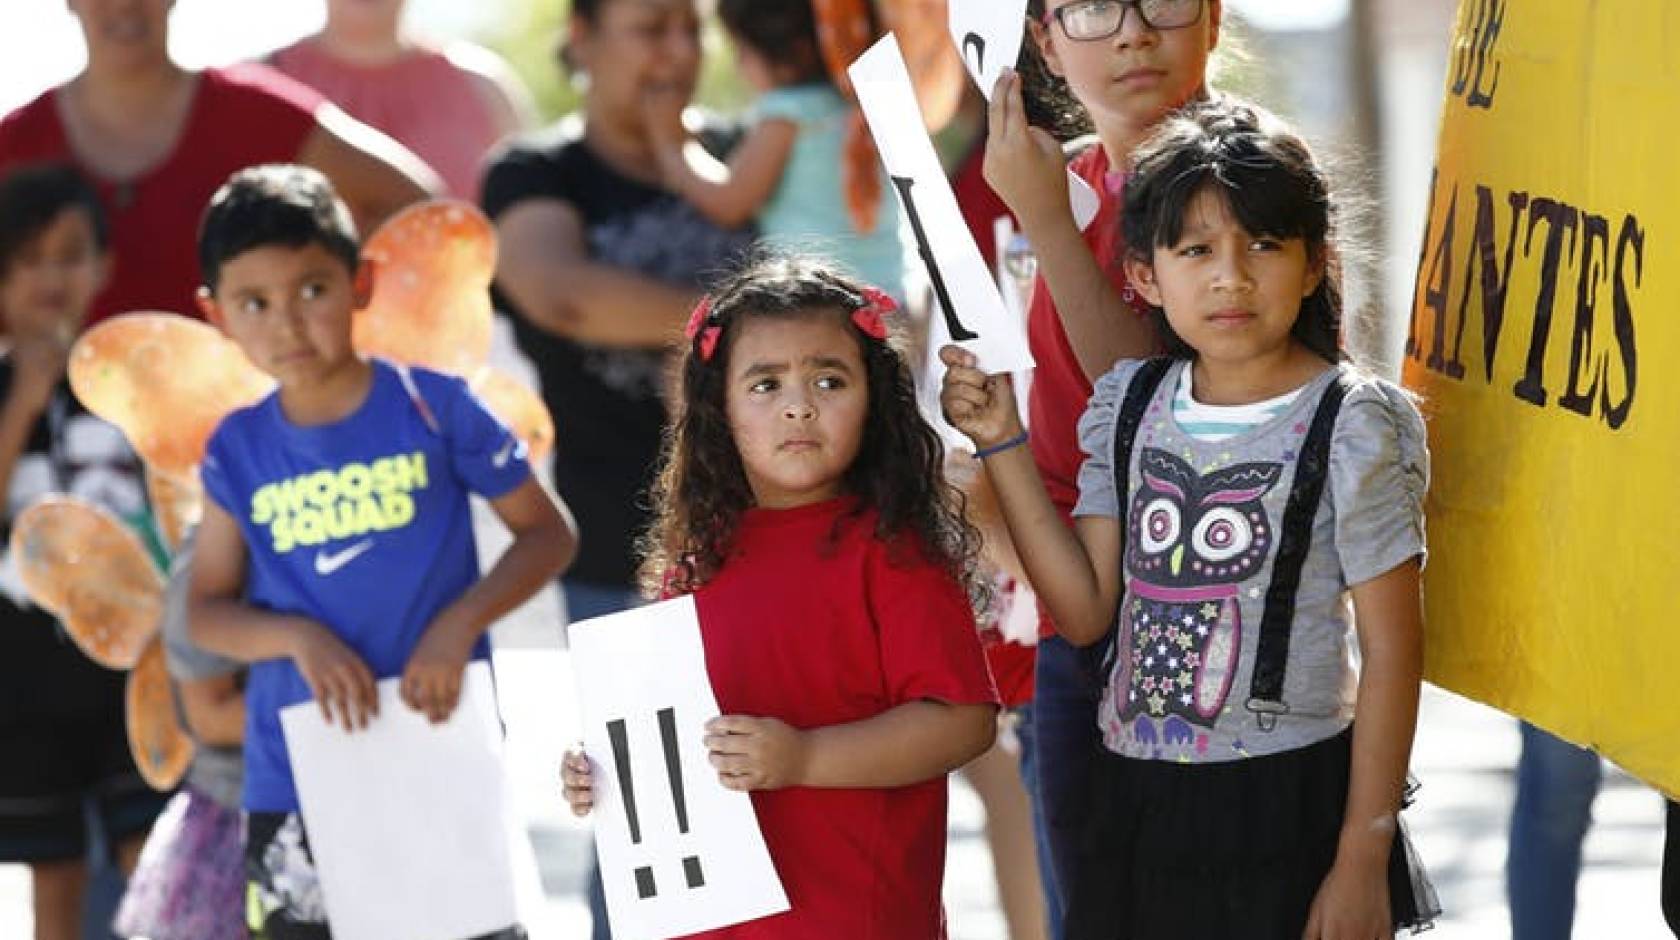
[563,256,999,939]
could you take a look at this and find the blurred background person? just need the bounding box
[1507,722,1605,940]
[0,164,164,940]
[647,0,908,301]
[268,0,537,200]
[0,0,438,327]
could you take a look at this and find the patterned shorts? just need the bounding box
[244,811,529,940]
[244,812,329,940]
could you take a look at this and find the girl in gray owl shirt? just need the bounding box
[942,99,1438,940]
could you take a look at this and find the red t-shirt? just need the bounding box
[1024,145,1153,638]
[689,498,999,940]
[0,64,322,326]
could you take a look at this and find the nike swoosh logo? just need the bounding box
[492,438,516,468]
[314,539,374,576]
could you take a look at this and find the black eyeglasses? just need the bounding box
[1041,0,1205,41]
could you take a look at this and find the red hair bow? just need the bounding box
[686,296,721,362]
[851,287,896,341]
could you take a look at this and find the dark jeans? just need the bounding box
[1507,721,1603,940]
[1031,633,1105,930]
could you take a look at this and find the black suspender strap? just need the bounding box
[1246,367,1354,731]
[1111,358,1175,555]
[1086,358,1174,674]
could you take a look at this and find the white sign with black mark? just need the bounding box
[849,34,1034,375]
[570,596,788,940]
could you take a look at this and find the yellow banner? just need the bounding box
[1403,1,1677,794]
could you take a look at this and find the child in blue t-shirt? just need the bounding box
[645,0,907,299]
[186,164,577,940]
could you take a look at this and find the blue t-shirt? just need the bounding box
[200,359,531,811]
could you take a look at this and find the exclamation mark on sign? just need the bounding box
[657,707,705,889]
[607,719,658,899]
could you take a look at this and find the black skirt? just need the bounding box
[1065,726,1439,940]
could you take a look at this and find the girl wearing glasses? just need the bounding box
[978,0,1227,933]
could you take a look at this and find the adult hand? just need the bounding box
[983,69,1073,235]
[939,345,1024,451]
[290,621,378,732]
[704,715,808,791]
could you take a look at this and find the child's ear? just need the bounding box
[1028,18,1066,79]
[352,259,377,311]
[1302,244,1328,299]
[1122,255,1164,308]
[195,286,225,330]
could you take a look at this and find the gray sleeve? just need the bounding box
[160,530,242,682]
[1072,359,1145,519]
[1329,378,1431,586]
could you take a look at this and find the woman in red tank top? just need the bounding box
[0,0,439,327]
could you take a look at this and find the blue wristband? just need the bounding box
[973,429,1030,460]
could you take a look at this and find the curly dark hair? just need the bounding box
[640,256,982,604]
[1120,99,1343,363]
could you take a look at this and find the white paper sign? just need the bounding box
[280,662,539,940]
[850,34,1034,375]
[945,0,1101,230]
[948,0,1027,98]
[919,213,1036,449]
[570,597,788,940]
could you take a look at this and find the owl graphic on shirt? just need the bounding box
[1112,447,1283,757]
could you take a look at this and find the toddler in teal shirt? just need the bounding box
[649,0,907,299]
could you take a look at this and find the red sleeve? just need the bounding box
[867,539,999,708]
[0,90,70,173]
[210,63,323,149]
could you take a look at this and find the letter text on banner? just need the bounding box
[850,34,1034,375]
[1402,1,1675,794]
[570,597,789,940]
